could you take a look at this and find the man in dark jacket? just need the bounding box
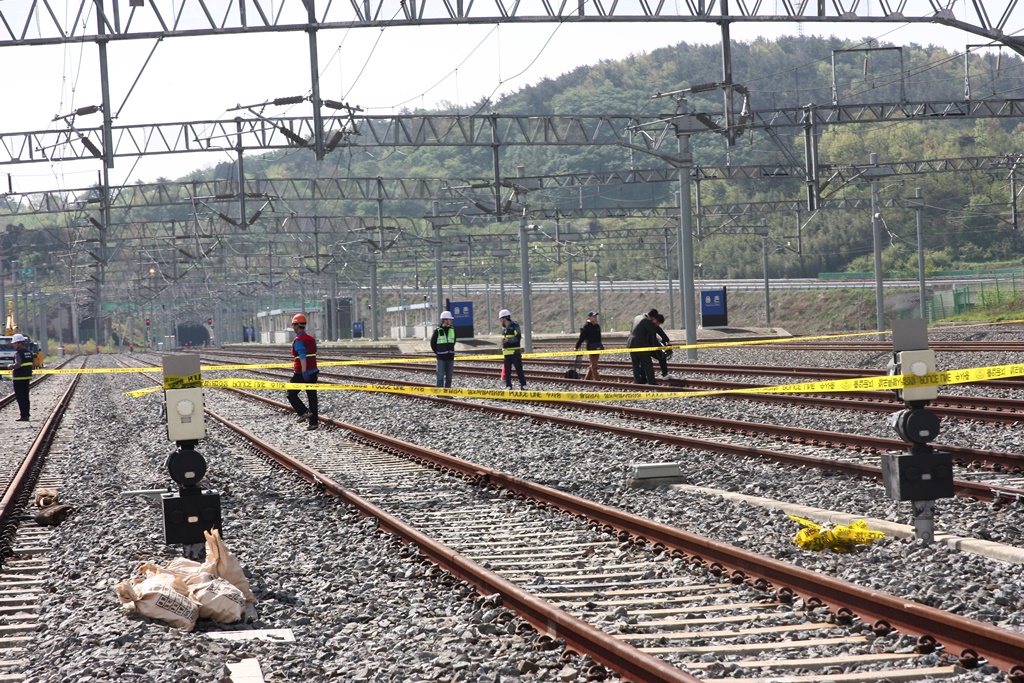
[430,310,457,389]
[574,311,604,380]
[499,309,527,390]
[626,308,660,385]
[9,333,32,421]
[653,313,673,379]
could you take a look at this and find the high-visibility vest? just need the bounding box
[291,332,318,373]
[434,327,456,356]
[501,321,521,355]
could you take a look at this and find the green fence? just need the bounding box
[894,274,1022,322]
[820,268,1024,280]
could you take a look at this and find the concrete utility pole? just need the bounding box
[664,225,675,329]
[432,202,443,318]
[761,232,771,326]
[566,246,575,334]
[869,152,887,333]
[909,188,927,320]
[672,97,702,361]
[518,216,533,353]
[517,166,533,353]
[498,254,506,309]
[368,254,379,341]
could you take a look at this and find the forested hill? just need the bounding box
[203,36,1024,279]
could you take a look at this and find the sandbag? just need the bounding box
[33,504,73,526]
[115,564,199,631]
[201,529,255,603]
[186,572,245,623]
[35,488,59,507]
[162,557,202,577]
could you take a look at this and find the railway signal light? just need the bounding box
[160,354,221,547]
[881,318,953,544]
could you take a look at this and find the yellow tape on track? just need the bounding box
[119,360,1024,400]
[28,316,1024,378]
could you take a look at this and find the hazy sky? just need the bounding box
[0,16,1006,194]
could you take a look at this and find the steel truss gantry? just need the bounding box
[4,103,1024,167]
[2,0,1024,53]
[3,155,1019,218]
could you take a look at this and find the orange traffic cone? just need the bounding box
[500,365,506,380]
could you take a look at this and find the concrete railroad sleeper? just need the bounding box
[200,357,1024,505]
[0,363,82,681]
[201,384,1024,679]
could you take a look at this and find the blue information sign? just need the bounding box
[700,288,728,327]
[450,301,475,338]
[352,321,364,338]
[450,301,473,326]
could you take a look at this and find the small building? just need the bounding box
[385,301,436,340]
[256,309,319,344]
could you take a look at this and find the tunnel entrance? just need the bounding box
[177,322,211,347]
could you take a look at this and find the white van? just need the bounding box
[0,336,42,368]
[0,337,15,366]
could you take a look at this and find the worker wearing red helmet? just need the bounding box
[288,313,319,431]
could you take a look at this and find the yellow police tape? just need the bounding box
[119,359,1024,399]
[23,316,1024,377]
[789,515,885,552]
[0,328,911,377]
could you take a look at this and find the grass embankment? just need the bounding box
[450,288,1024,337]
[451,289,885,337]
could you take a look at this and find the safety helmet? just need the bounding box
[498,309,511,319]
[11,333,27,343]
[439,311,454,320]
[290,313,307,325]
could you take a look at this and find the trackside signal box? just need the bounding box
[161,354,221,546]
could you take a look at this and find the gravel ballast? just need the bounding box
[18,337,1024,682]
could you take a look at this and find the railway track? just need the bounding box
[753,341,1024,353]
[501,357,1024,392]
[199,348,1024,417]
[121,357,1024,681]
[365,360,1024,426]
[194,353,1024,503]
[0,358,83,680]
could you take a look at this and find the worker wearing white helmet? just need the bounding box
[498,309,527,391]
[430,310,457,390]
[9,333,32,421]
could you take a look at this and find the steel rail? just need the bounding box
[122,359,694,681]
[573,361,1024,391]
[400,389,1024,504]
[212,386,1024,675]
[204,348,1024,391]
[0,360,83,544]
[339,358,1024,444]
[198,354,1024,492]
[377,359,1024,425]
[205,404,699,683]
[769,342,1024,352]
